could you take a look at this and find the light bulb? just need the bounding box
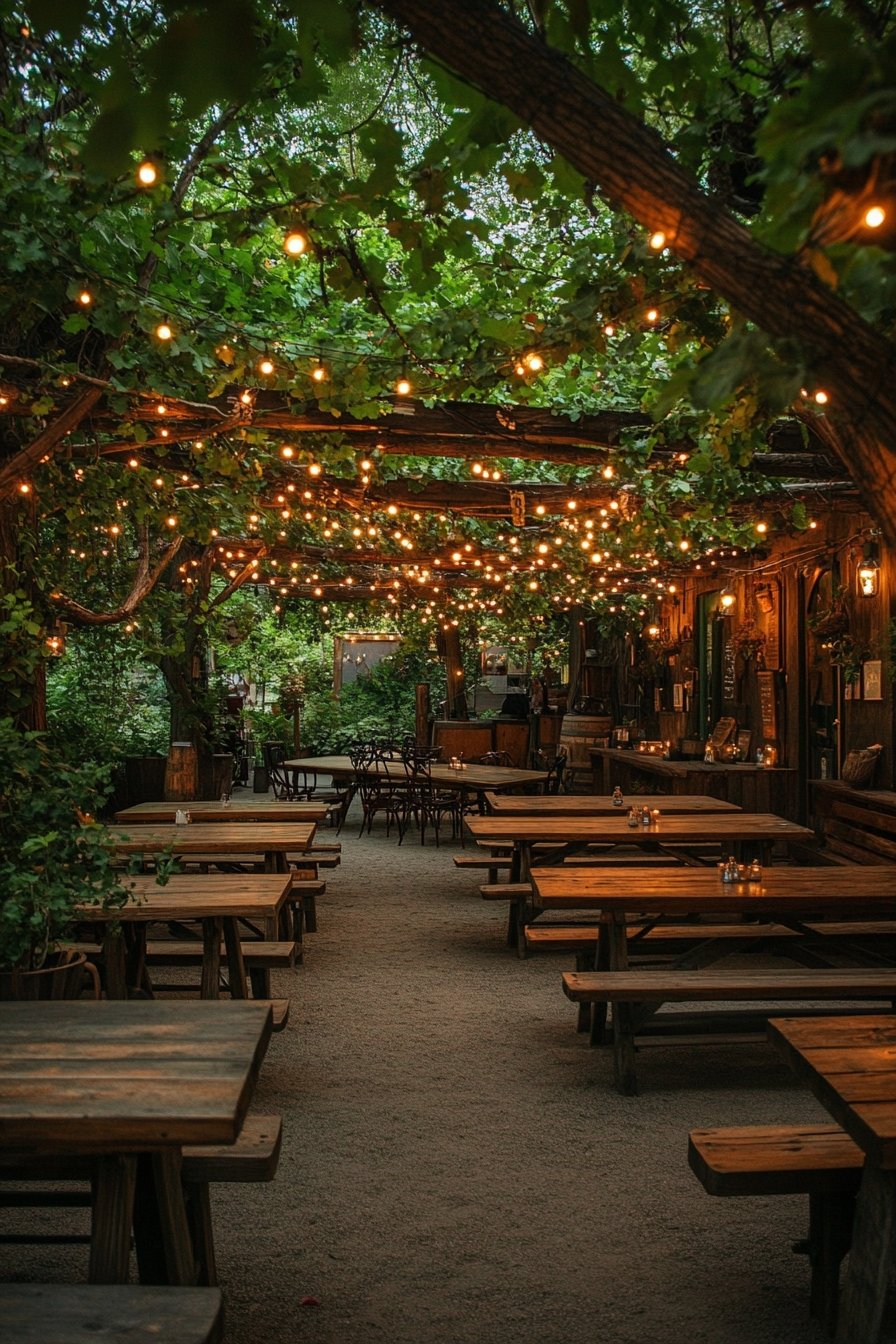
[524,352,544,371]
[645,308,659,323]
[155,322,173,341]
[258,357,274,376]
[603,323,615,337]
[311,364,326,382]
[395,377,412,395]
[136,159,158,186]
[865,206,886,229]
[281,446,294,459]
[283,230,308,256]
[308,463,322,476]
[77,290,92,306]
[648,231,666,250]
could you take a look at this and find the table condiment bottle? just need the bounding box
[627,806,639,828]
[748,858,762,883]
[612,786,624,807]
[723,855,738,883]
[641,807,651,826]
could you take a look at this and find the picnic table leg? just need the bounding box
[132,1151,198,1286]
[514,842,536,958]
[612,1001,639,1096]
[834,1163,896,1344]
[200,918,222,999]
[221,918,249,999]
[88,1154,137,1282]
[588,916,617,1046]
[102,929,128,1001]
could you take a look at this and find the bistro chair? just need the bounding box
[403,748,464,847]
[533,747,569,794]
[351,743,406,840]
[478,750,513,767]
[264,742,299,800]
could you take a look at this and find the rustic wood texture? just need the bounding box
[110,823,315,857]
[467,813,812,846]
[688,1124,864,1197]
[483,792,741,815]
[769,1015,896,1343]
[284,754,549,792]
[80,874,292,925]
[115,800,328,823]
[181,1114,282,1183]
[0,1000,273,1151]
[0,1284,224,1344]
[533,865,896,914]
[563,969,896,1002]
[590,749,797,815]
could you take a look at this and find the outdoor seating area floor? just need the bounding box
[2,800,874,1343]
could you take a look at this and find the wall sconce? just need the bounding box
[857,543,880,598]
[719,588,736,615]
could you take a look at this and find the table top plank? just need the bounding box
[77,873,292,923]
[591,748,797,778]
[109,822,316,855]
[769,1015,896,1166]
[467,813,813,844]
[483,792,741,815]
[284,754,549,791]
[115,799,328,823]
[0,1001,272,1152]
[534,865,896,912]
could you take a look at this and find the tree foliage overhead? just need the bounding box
[0,0,893,713]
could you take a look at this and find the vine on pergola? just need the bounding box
[1,1,889,732]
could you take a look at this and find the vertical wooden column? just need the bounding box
[438,628,468,719]
[415,683,430,745]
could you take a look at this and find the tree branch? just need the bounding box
[50,532,184,625]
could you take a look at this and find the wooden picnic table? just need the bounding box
[482,791,741,816]
[536,866,896,1092]
[589,747,798,814]
[469,811,814,954]
[0,999,273,1285]
[115,799,328,824]
[109,821,316,875]
[769,1015,896,1343]
[76,873,293,1000]
[284,753,549,796]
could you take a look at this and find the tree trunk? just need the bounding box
[374,0,896,547]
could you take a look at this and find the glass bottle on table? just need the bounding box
[612,786,624,807]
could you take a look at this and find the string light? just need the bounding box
[77,289,92,306]
[648,231,667,251]
[311,362,327,382]
[258,356,275,376]
[395,375,412,396]
[523,352,544,372]
[136,159,159,187]
[864,206,886,229]
[155,322,173,341]
[283,230,309,256]
[645,308,659,324]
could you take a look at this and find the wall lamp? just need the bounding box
[858,542,880,598]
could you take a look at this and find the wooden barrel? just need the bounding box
[164,741,198,801]
[559,714,613,772]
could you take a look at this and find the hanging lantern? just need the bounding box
[44,621,67,656]
[858,542,880,597]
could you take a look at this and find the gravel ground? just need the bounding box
[3,798,880,1343]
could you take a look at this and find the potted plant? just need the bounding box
[0,718,129,997]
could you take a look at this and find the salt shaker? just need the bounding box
[612,786,624,808]
[627,807,639,829]
[748,858,762,883]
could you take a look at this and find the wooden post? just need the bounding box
[438,628,468,719]
[293,703,302,756]
[415,683,430,746]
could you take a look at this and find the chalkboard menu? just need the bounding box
[757,670,778,740]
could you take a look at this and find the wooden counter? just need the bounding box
[590,748,797,818]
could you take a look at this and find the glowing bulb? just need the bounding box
[360,459,372,471]
[535,504,546,516]
[258,357,275,376]
[645,308,659,324]
[18,482,30,494]
[756,522,768,534]
[166,516,177,527]
[77,290,92,306]
[311,364,326,382]
[155,403,167,415]
[308,463,322,477]
[679,539,689,551]
[603,323,615,337]
[136,159,158,186]
[649,231,667,250]
[395,377,412,396]
[472,463,483,475]
[155,322,173,341]
[281,446,294,459]
[865,206,886,229]
[283,229,308,256]
[524,352,544,371]
[602,465,614,479]
[814,390,828,405]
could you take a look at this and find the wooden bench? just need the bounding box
[688,1124,863,1330]
[0,1115,282,1287]
[72,939,296,1001]
[561,968,896,1094]
[811,781,896,865]
[0,1285,223,1344]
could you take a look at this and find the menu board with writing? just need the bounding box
[758,671,779,740]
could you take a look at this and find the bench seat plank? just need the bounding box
[688,1123,864,1196]
[0,1285,223,1344]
